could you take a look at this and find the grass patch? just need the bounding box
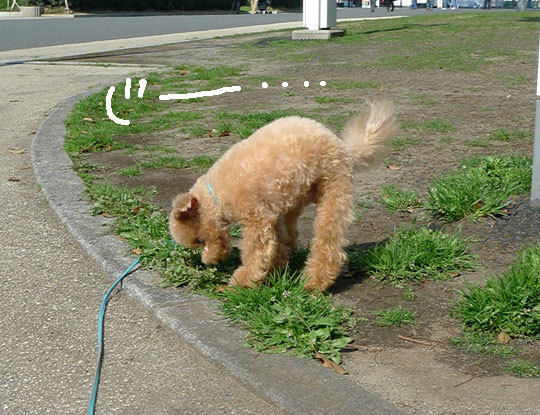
[139,155,216,170]
[351,227,477,288]
[214,109,307,139]
[64,64,243,155]
[401,285,417,301]
[467,137,491,148]
[507,360,540,378]
[340,13,537,72]
[182,123,208,138]
[439,135,456,145]
[315,95,355,104]
[408,93,437,106]
[375,306,416,327]
[64,88,201,155]
[392,136,420,151]
[380,185,421,212]
[426,155,532,222]
[353,200,370,221]
[229,223,242,238]
[173,64,244,81]
[497,73,527,87]
[220,270,354,364]
[450,332,517,356]
[85,183,229,290]
[119,166,141,177]
[401,118,455,133]
[83,181,353,364]
[454,242,540,338]
[492,128,532,142]
[329,80,381,90]
[142,144,176,153]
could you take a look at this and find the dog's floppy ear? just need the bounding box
[173,196,199,221]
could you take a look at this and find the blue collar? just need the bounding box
[207,181,220,207]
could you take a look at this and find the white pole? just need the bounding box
[531,35,540,203]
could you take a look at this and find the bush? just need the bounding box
[19,0,64,6]
[67,0,300,11]
[68,0,231,11]
[271,0,301,7]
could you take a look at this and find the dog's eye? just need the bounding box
[194,238,205,245]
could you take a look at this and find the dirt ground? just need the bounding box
[63,20,539,415]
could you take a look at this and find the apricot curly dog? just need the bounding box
[169,100,396,292]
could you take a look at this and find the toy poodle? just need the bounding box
[169,100,396,291]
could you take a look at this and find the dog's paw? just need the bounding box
[303,278,324,293]
[228,267,263,288]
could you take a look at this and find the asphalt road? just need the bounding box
[0,13,300,51]
[0,7,487,52]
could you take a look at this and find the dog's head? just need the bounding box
[169,192,231,264]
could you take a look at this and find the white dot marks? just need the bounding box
[261,81,326,89]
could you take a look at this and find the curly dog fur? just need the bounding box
[169,100,396,291]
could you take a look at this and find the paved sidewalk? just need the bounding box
[0,62,287,415]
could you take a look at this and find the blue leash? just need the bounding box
[88,256,141,415]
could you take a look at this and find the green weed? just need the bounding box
[172,64,244,81]
[426,155,532,221]
[351,227,477,288]
[402,285,418,301]
[142,144,177,153]
[408,93,437,106]
[507,360,540,378]
[467,137,491,148]
[329,80,381,90]
[229,223,242,238]
[401,118,455,133]
[492,128,532,142]
[439,136,456,145]
[220,270,354,364]
[182,123,208,138]
[375,306,417,327]
[214,110,301,139]
[454,242,540,338]
[315,96,355,104]
[140,155,216,170]
[380,185,421,212]
[120,166,141,177]
[450,332,517,356]
[392,136,420,151]
[86,183,228,290]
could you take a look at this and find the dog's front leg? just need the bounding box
[228,221,278,288]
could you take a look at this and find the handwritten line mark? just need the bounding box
[106,86,130,126]
[138,79,147,98]
[159,85,242,101]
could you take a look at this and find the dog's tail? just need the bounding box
[341,100,397,169]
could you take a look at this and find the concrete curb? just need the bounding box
[31,90,403,414]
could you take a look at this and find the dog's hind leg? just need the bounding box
[273,206,303,271]
[303,175,354,292]
[228,218,278,288]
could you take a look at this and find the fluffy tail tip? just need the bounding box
[342,100,397,169]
